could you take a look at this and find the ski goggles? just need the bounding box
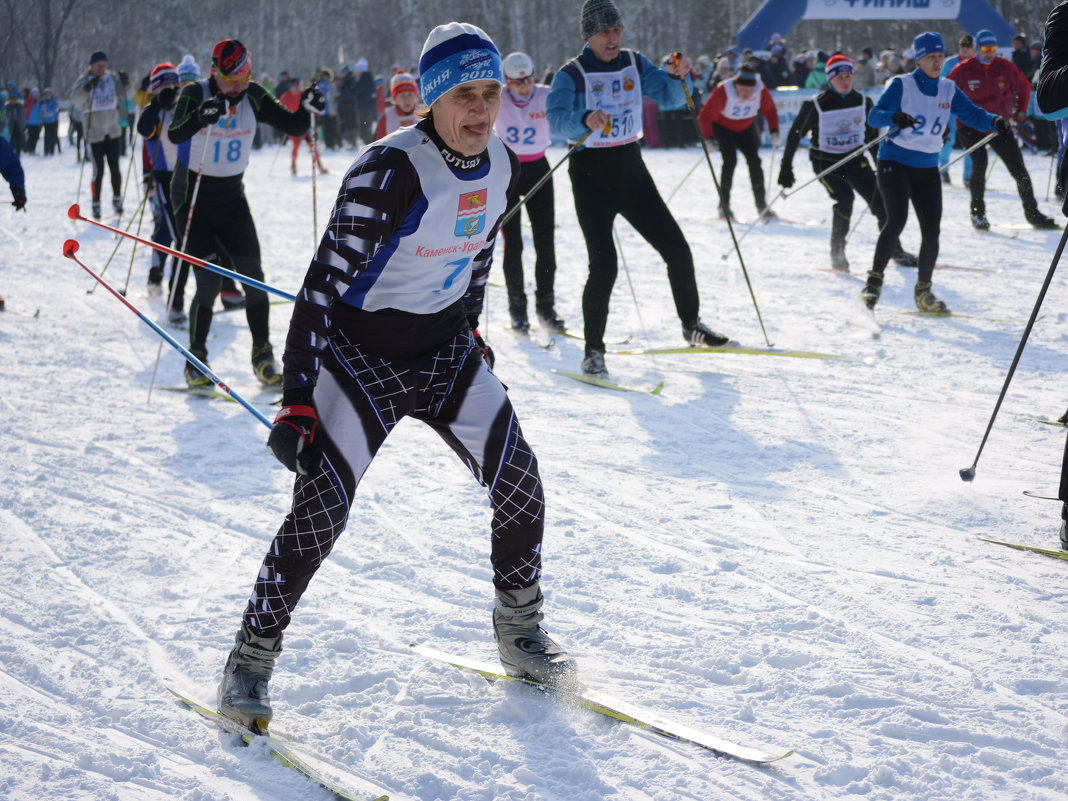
[978,45,998,54]
[215,69,250,88]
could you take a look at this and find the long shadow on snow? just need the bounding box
[636,367,843,505]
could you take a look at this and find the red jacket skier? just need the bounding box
[947,29,1056,229]
[697,68,780,219]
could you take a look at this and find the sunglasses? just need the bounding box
[508,76,535,84]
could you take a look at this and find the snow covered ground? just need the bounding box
[3,133,1068,801]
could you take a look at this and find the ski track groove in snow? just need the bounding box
[4,144,1068,800]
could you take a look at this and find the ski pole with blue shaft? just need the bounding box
[67,203,296,302]
[62,238,272,428]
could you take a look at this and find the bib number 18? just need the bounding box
[213,139,243,163]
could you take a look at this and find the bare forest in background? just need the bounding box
[1,0,1062,97]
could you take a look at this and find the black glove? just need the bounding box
[778,163,795,189]
[139,74,151,92]
[157,86,177,108]
[994,116,1012,135]
[301,85,326,114]
[891,112,918,130]
[10,185,26,211]
[118,70,129,86]
[196,96,226,127]
[266,400,323,475]
[471,329,495,369]
[143,174,155,198]
[87,75,100,90]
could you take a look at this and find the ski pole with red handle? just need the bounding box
[68,203,296,302]
[62,239,272,427]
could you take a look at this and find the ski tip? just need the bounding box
[753,748,795,764]
[67,203,80,220]
[650,381,666,395]
[62,239,79,258]
[1021,490,1060,501]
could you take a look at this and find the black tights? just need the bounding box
[872,160,941,284]
[569,143,699,353]
[714,123,766,212]
[501,156,557,316]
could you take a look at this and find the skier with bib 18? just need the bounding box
[862,31,1003,315]
[167,39,324,389]
[215,22,576,733]
[547,0,730,380]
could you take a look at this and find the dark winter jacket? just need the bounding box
[1038,1,1068,115]
[1036,0,1068,213]
[336,74,358,121]
[0,133,25,192]
[354,70,377,115]
[782,88,878,169]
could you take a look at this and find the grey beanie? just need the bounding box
[581,0,623,40]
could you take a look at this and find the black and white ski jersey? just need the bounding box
[783,88,879,166]
[282,118,519,392]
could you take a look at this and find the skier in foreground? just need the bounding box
[217,22,576,732]
[862,31,1002,314]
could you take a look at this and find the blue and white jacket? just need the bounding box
[547,45,685,146]
[869,68,996,168]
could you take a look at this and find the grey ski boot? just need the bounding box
[217,623,282,733]
[493,583,576,684]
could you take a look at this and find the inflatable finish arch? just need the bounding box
[736,0,1016,52]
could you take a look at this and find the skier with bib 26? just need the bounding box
[862,32,1002,314]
